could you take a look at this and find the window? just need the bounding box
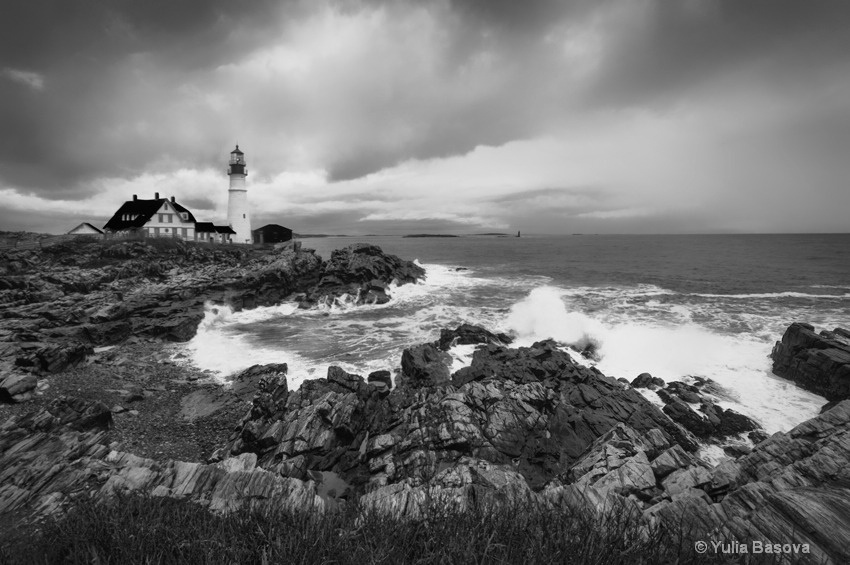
[181,213,188,221]
[243,214,246,219]
[158,214,163,222]
[164,228,169,233]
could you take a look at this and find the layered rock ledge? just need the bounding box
[771,322,850,402]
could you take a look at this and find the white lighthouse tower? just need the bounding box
[226,144,252,243]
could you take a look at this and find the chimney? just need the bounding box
[171,196,175,203]
[133,194,137,201]
[155,192,160,200]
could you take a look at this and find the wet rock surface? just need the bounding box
[2,243,849,565]
[771,322,850,401]
[305,243,425,307]
[0,239,423,404]
[216,336,701,491]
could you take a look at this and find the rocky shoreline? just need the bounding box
[2,237,850,563]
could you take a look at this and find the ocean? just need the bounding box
[181,233,850,443]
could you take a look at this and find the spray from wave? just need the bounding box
[501,286,826,434]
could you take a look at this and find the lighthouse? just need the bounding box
[226,144,252,243]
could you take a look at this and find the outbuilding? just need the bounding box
[252,224,293,244]
[67,222,104,236]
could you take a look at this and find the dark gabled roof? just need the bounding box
[196,222,235,235]
[172,202,197,223]
[104,198,196,231]
[252,223,292,233]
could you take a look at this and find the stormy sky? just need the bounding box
[2,0,849,235]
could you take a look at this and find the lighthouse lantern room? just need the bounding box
[226,144,252,244]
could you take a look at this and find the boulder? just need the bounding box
[771,322,850,400]
[631,373,655,388]
[367,370,393,392]
[398,343,452,389]
[666,381,702,404]
[0,373,37,403]
[663,399,714,437]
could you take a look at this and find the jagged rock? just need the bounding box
[437,324,511,351]
[663,399,715,437]
[566,424,665,498]
[222,336,699,498]
[662,465,712,497]
[631,373,654,388]
[1,242,420,385]
[666,381,701,403]
[14,341,92,373]
[359,458,534,518]
[650,445,698,478]
[81,321,132,345]
[398,343,452,389]
[309,244,424,306]
[367,370,392,393]
[0,373,37,402]
[771,322,850,400]
[3,325,850,563]
[701,402,759,435]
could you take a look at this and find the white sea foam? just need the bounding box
[182,262,834,439]
[179,302,319,389]
[179,263,504,384]
[449,344,479,373]
[692,291,850,299]
[502,286,827,434]
[505,286,606,352]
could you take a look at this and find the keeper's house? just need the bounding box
[103,193,233,243]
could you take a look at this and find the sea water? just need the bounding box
[181,234,850,435]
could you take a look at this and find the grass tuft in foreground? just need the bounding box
[1,492,758,564]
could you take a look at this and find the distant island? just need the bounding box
[402,233,515,238]
[402,234,459,238]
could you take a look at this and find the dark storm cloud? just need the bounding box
[584,1,850,108]
[3,0,850,234]
[0,0,286,192]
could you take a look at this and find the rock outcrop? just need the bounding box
[0,239,423,402]
[771,322,850,401]
[219,333,699,494]
[3,323,850,563]
[306,244,425,307]
[0,396,325,521]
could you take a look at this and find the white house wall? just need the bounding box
[143,201,196,241]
